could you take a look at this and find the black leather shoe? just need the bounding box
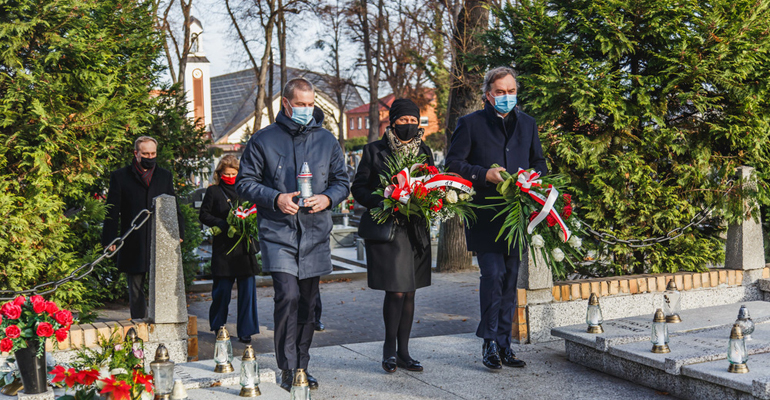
[314,321,325,331]
[279,369,293,392]
[501,347,526,368]
[238,336,252,344]
[482,340,502,370]
[305,372,319,390]
[396,356,423,372]
[382,356,397,373]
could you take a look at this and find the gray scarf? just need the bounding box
[385,126,424,156]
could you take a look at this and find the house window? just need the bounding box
[420,116,429,126]
[358,117,362,130]
[350,118,355,130]
[366,118,370,129]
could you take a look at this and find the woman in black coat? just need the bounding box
[200,155,260,343]
[352,99,433,373]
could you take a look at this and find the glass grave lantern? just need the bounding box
[290,368,311,400]
[586,293,604,334]
[735,304,755,341]
[214,326,234,373]
[150,344,175,400]
[239,345,261,397]
[727,323,749,373]
[663,280,682,323]
[651,309,671,354]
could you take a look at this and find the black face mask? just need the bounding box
[393,124,419,141]
[140,157,157,170]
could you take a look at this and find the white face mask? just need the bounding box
[288,103,313,125]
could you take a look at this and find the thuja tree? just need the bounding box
[483,0,770,275]
[0,0,164,310]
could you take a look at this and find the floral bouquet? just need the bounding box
[52,326,153,400]
[370,152,476,226]
[488,165,584,278]
[205,202,259,255]
[0,295,74,357]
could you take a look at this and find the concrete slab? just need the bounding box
[174,357,276,389]
[681,351,770,399]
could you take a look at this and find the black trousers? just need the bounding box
[315,291,322,324]
[127,273,147,320]
[476,252,520,350]
[272,272,320,371]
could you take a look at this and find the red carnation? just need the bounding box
[0,338,12,352]
[428,166,439,175]
[12,296,26,307]
[53,310,74,326]
[45,301,59,315]
[529,211,539,222]
[55,328,69,343]
[413,183,428,200]
[431,199,443,212]
[5,325,21,339]
[563,193,572,205]
[546,214,557,227]
[1,303,21,320]
[562,204,573,219]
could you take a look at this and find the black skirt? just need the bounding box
[365,222,431,292]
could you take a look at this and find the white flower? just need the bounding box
[531,234,545,248]
[568,235,582,249]
[552,248,565,262]
[445,190,459,204]
[110,368,128,376]
[96,367,110,389]
[459,193,470,201]
[140,391,153,400]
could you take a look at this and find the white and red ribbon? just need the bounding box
[516,169,571,242]
[234,204,257,219]
[385,164,474,205]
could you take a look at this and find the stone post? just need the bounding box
[519,247,554,304]
[145,194,188,368]
[725,166,766,285]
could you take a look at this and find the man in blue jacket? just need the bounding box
[236,78,350,391]
[446,66,548,370]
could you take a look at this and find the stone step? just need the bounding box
[184,382,292,399]
[554,301,770,400]
[174,358,276,390]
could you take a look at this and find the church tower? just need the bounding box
[183,16,212,134]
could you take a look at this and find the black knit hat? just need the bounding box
[388,98,420,126]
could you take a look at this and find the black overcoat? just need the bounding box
[351,138,433,292]
[236,107,350,279]
[101,163,186,274]
[445,102,548,255]
[199,184,260,278]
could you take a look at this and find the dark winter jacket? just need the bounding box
[199,183,260,278]
[101,163,186,274]
[445,102,548,254]
[236,107,350,279]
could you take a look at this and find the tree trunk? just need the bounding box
[436,0,490,272]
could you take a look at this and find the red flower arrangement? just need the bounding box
[0,295,74,356]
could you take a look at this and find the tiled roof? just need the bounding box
[209,66,364,141]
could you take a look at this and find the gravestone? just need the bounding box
[146,194,188,367]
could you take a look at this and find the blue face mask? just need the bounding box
[289,105,314,126]
[492,94,517,114]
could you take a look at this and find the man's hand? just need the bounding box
[108,245,116,252]
[305,195,331,214]
[486,167,507,184]
[277,191,301,215]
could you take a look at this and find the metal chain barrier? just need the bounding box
[0,209,153,301]
[581,180,736,248]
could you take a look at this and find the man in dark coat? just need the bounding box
[236,78,349,392]
[446,66,548,370]
[101,136,186,320]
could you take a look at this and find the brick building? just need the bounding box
[346,89,440,139]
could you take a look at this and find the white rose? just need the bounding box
[459,193,470,201]
[568,235,582,249]
[552,248,565,262]
[531,234,545,248]
[445,190,458,204]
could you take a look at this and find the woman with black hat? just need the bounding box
[352,98,434,373]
